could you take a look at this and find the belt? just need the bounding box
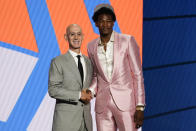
[56,99,78,105]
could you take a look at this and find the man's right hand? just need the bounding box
[80,88,92,104]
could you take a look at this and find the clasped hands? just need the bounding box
[80,88,93,104]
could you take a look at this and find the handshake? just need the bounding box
[80,88,93,104]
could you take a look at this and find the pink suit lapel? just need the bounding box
[93,38,109,82]
[111,32,119,82]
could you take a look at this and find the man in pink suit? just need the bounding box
[87,4,146,131]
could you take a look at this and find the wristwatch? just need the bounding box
[136,106,145,111]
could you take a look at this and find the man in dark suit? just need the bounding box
[48,24,93,131]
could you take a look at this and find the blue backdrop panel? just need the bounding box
[143,63,196,116]
[144,0,196,18]
[143,109,196,131]
[143,18,196,68]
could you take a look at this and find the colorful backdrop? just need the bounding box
[0,0,142,130]
[1,0,195,131]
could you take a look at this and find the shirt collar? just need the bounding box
[98,31,115,46]
[69,49,82,58]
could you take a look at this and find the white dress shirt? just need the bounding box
[97,31,114,81]
[69,50,86,99]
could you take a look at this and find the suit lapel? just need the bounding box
[111,32,119,82]
[65,52,82,86]
[93,38,109,82]
[83,56,89,88]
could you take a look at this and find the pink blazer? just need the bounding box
[87,32,145,113]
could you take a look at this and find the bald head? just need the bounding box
[66,24,83,36]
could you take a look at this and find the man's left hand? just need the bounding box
[134,110,144,129]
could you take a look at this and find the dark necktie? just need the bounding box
[76,55,84,84]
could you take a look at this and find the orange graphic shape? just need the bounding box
[0,0,38,52]
[110,0,143,57]
[46,0,98,55]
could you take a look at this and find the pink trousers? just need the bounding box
[96,93,137,131]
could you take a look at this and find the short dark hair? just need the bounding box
[92,7,116,22]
